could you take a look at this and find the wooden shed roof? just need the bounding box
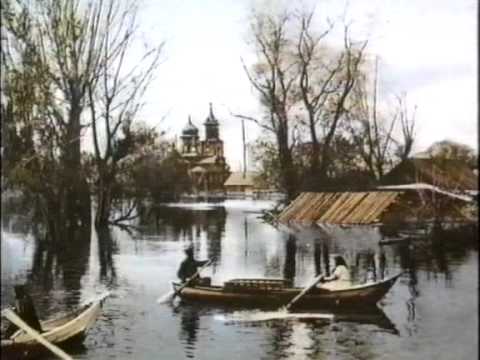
[278,191,402,225]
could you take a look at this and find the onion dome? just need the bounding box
[182,116,198,136]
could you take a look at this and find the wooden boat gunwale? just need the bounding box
[174,272,402,293]
[171,272,403,308]
[1,297,103,349]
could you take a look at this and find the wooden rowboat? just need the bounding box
[1,296,106,359]
[172,273,403,309]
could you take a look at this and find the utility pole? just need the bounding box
[242,119,247,178]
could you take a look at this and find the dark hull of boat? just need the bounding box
[0,332,86,360]
[172,273,402,309]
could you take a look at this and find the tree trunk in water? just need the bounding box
[277,125,297,201]
[94,165,114,227]
[95,187,112,227]
[56,105,91,239]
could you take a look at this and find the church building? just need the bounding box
[179,103,230,192]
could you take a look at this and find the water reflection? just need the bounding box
[28,224,91,311]
[96,226,118,285]
[174,304,201,359]
[1,201,477,360]
[242,306,398,359]
[283,235,297,283]
[313,239,321,276]
[204,207,225,268]
[267,320,294,359]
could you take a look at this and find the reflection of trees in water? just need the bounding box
[266,320,294,359]
[304,323,329,359]
[139,206,226,240]
[137,204,226,272]
[96,226,118,285]
[139,206,226,263]
[283,235,297,283]
[427,224,477,283]
[397,242,419,331]
[243,217,249,264]
[287,223,475,289]
[139,206,196,239]
[430,227,451,285]
[322,242,330,276]
[362,247,388,282]
[30,243,55,292]
[313,237,331,277]
[204,208,225,267]
[313,240,322,276]
[28,224,91,310]
[376,247,387,280]
[394,225,476,291]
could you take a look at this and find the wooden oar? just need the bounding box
[284,273,325,312]
[2,308,74,360]
[157,259,212,304]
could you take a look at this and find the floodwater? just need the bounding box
[1,200,478,359]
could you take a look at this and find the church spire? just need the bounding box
[205,102,218,125]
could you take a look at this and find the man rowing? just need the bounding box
[177,245,210,286]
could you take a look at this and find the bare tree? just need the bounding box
[237,8,367,197]
[394,93,416,162]
[2,0,126,238]
[235,10,300,200]
[348,59,416,180]
[86,0,163,227]
[2,0,163,238]
[296,11,367,179]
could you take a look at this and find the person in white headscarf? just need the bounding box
[318,255,352,290]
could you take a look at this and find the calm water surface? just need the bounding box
[1,200,478,359]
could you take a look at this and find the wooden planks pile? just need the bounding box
[278,191,403,225]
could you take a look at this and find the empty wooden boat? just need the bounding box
[1,295,107,359]
[172,273,403,309]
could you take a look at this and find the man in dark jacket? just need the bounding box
[177,246,209,283]
[5,284,42,337]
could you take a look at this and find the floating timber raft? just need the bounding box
[278,187,476,225]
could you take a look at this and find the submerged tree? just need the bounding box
[347,58,416,180]
[86,0,163,227]
[238,7,367,197]
[235,10,300,200]
[295,11,367,182]
[2,0,95,241]
[1,0,163,239]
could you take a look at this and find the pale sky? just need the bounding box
[134,0,477,171]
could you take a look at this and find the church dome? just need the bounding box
[204,103,219,125]
[182,116,198,136]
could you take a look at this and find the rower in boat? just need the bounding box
[177,245,211,286]
[4,284,42,338]
[318,256,352,291]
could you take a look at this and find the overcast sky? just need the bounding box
[134,0,477,171]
